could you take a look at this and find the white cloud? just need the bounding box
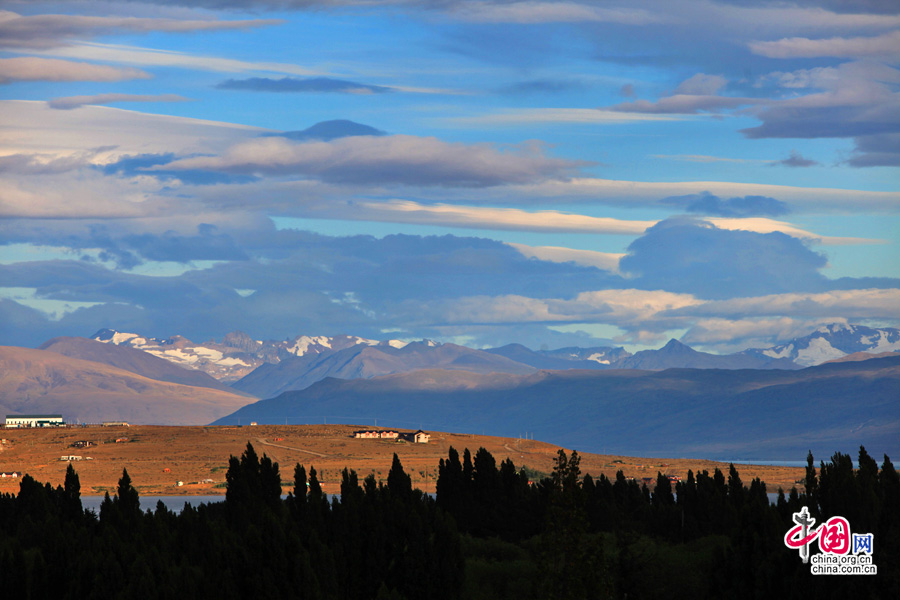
[750,30,900,59]
[0,57,150,83]
[705,217,886,245]
[415,288,702,327]
[672,73,729,95]
[670,289,900,319]
[0,100,267,159]
[25,41,321,76]
[352,200,654,234]
[0,10,281,49]
[47,93,191,110]
[162,135,584,187]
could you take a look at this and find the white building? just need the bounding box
[5,414,64,428]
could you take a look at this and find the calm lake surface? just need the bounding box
[81,495,225,514]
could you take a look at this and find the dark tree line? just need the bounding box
[1,444,897,599]
[435,445,899,599]
[0,444,460,600]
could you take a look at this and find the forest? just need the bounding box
[0,443,897,599]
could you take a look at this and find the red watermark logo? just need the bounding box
[784,507,876,575]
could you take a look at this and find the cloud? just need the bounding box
[0,100,267,161]
[846,132,900,167]
[404,288,702,330]
[661,193,791,218]
[652,154,768,164]
[26,41,320,76]
[446,2,668,25]
[474,177,900,213]
[668,289,900,320]
[444,108,686,125]
[0,10,281,49]
[606,71,758,114]
[498,78,589,95]
[0,230,622,347]
[0,57,150,83]
[47,93,191,110]
[161,135,587,187]
[350,200,654,234]
[771,150,820,167]
[718,1,900,16]
[619,217,830,299]
[740,62,900,168]
[0,148,116,175]
[215,76,392,94]
[703,217,882,246]
[673,73,729,95]
[750,30,900,59]
[608,94,754,114]
[507,243,624,272]
[274,120,386,141]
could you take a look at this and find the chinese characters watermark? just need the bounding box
[784,507,877,575]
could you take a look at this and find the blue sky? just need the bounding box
[0,0,898,352]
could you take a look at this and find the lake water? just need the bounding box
[726,460,808,468]
[81,495,225,514]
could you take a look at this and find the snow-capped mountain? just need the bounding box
[90,329,424,381]
[747,323,900,367]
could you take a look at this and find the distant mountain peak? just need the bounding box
[755,323,900,367]
[661,338,693,352]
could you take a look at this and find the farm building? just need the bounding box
[5,414,64,428]
[400,430,430,443]
[353,430,400,439]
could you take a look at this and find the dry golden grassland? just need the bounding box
[0,424,806,496]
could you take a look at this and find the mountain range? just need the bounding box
[2,322,896,443]
[89,323,898,397]
[213,355,900,462]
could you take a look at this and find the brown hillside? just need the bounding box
[0,347,253,425]
[39,336,249,395]
[0,424,806,497]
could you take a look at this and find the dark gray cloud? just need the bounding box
[619,217,829,299]
[100,153,260,185]
[660,193,791,217]
[269,120,386,141]
[742,104,899,139]
[771,150,820,168]
[215,76,392,94]
[0,229,622,347]
[847,133,900,167]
